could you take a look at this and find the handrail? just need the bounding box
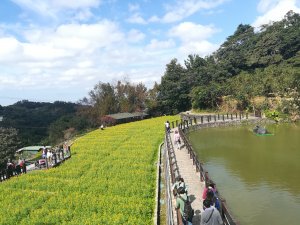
[179,127,240,225]
[164,129,182,225]
[169,112,251,225]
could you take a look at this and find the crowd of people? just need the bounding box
[167,121,224,225]
[172,176,223,225]
[40,143,71,167]
[4,158,27,179]
[1,143,71,182]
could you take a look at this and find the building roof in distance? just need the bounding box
[16,146,51,153]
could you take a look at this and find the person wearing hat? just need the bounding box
[201,199,223,225]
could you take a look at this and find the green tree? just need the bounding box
[0,128,21,170]
[88,82,118,122]
[157,59,191,114]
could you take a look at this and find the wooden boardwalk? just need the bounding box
[170,129,204,225]
[169,115,259,225]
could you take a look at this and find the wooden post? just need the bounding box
[222,114,225,121]
[214,115,216,122]
[201,116,203,124]
[176,120,178,127]
[231,114,233,120]
[246,113,248,119]
[236,113,238,119]
[194,117,197,124]
[218,114,220,120]
[171,121,174,128]
[239,112,241,120]
[227,113,229,119]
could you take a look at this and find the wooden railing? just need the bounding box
[169,113,252,225]
[164,129,183,225]
[179,127,240,225]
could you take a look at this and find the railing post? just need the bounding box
[246,112,248,119]
[207,116,210,123]
[171,121,174,128]
[239,112,241,120]
[201,116,203,124]
[231,114,233,120]
[222,114,225,121]
[218,114,220,120]
[227,113,229,119]
[214,115,216,122]
[194,117,197,124]
[176,120,178,127]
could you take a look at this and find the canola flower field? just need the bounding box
[0,116,178,225]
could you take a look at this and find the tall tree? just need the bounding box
[89,82,118,120]
[157,59,191,114]
[0,128,21,170]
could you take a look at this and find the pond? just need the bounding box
[188,122,300,225]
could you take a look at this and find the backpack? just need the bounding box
[179,196,194,222]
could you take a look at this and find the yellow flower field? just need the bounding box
[0,116,178,225]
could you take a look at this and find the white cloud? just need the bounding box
[148,15,160,23]
[146,39,175,50]
[128,3,140,12]
[169,22,219,42]
[0,37,23,62]
[126,13,147,24]
[178,40,219,57]
[257,0,278,13]
[11,0,101,21]
[169,22,220,57]
[253,0,300,27]
[12,0,101,12]
[127,29,146,43]
[162,0,228,23]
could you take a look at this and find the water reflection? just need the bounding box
[189,123,300,225]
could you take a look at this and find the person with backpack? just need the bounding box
[172,177,188,196]
[205,183,221,212]
[201,199,223,225]
[175,187,194,225]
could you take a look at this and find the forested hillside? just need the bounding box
[154,11,300,118]
[0,101,92,146]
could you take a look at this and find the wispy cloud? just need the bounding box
[253,0,300,27]
[126,13,148,24]
[11,0,102,21]
[161,0,228,23]
[169,22,220,56]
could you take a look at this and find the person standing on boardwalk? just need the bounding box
[175,187,193,225]
[172,177,188,196]
[165,121,171,133]
[174,130,181,150]
[201,199,223,225]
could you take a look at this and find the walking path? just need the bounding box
[169,115,259,225]
[170,129,204,225]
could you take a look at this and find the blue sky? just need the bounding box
[0,0,299,106]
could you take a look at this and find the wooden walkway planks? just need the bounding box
[170,129,204,225]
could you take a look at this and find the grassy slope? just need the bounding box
[0,116,178,225]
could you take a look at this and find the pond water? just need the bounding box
[188,122,300,225]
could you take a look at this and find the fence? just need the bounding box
[0,145,72,183]
[168,112,252,225]
[164,129,183,225]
